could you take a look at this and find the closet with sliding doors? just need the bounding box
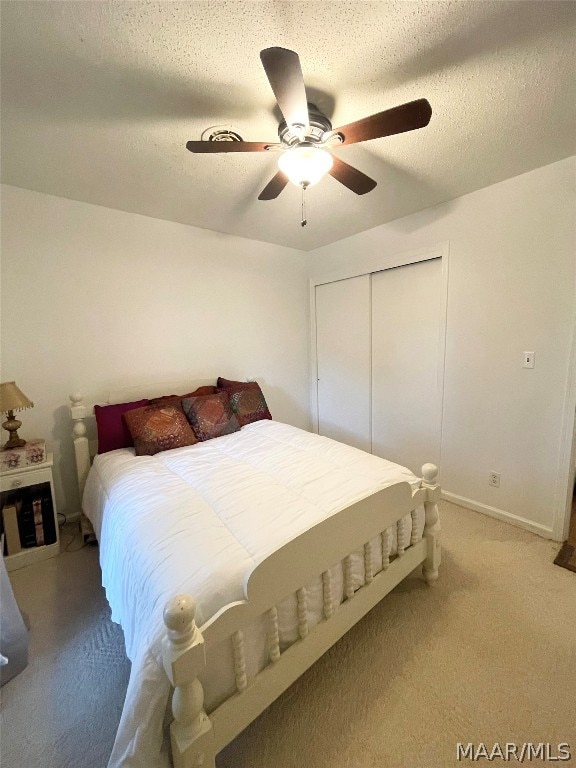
[312,244,447,476]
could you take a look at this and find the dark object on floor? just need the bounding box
[554,541,576,574]
[0,547,29,685]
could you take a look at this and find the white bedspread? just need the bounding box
[83,420,424,768]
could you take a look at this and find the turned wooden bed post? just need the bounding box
[69,393,96,541]
[69,393,90,493]
[163,595,215,768]
[421,463,441,584]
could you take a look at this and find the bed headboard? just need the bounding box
[106,379,213,405]
[69,378,218,496]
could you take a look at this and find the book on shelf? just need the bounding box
[32,498,45,546]
[1,484,56,554]
[17,498,36,549]
[41,490,57,545]
[2,505,21,556]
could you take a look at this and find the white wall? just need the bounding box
[3,158,575,539]
[310,157,576,538]
[1,185,311,520]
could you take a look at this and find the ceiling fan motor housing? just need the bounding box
[278,103,334,146]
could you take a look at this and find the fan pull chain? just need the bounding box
[301,183,307,227]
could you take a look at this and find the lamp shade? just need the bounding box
[278,146,333,188]
[0,382,34,414]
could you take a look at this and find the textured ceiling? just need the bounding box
[1,1,575,251]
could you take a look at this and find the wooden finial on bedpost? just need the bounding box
[164,594,198,646]
[163,595,215,768]
[421,463,441,586]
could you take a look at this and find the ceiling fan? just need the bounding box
[186,47,432,205]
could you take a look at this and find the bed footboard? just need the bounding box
[163,465,441,768]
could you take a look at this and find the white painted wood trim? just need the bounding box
[369,273,373,453]
[162,595,215,768]
[200,482,420,645]
[363,541,374,583]
[310,242,448,287]
[441,490,555,539]
[436,243,450,477]
[232,630,248,692]
[309,279,320,434]
[267,607,281,664]
[422,463,441,584]
[381,527,391,570]
[164,465,440,767]
[210,539,427,752]
[69,394,91,498]
[322,570,333,619]
[309,241,449,440]
[4,541,60,572]
[553,271,576,541]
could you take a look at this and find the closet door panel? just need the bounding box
[315,275,371,452]
[371,260,442,473]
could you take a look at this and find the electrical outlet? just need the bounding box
[489,471,500,488]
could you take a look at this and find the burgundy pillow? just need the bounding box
[123,402,198,456]
[216,378,272,426]
[182,392,240,442]
[95,399,149,453]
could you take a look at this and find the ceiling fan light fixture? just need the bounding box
[278,145,333,188]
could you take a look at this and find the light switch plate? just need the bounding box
[522,352,535,369]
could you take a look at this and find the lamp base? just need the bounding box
[3,436,26,450]
[2,412,26,450]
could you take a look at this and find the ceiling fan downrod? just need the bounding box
[301,184,307,227]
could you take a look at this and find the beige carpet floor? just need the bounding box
[1,502,575,768]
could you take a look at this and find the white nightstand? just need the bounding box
[0,454,60,572]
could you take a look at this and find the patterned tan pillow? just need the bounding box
[124,402,198,456]
[182,392,240,442]
[216,378,272,426]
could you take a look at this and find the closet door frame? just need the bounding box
[309,242,450,468]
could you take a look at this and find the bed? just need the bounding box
[68,382,441,768]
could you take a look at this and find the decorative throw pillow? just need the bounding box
[95,399,149,453]
[123,402,198,456]
[149,385,217,406]
[216,378,272,426]
[181,392,240,442]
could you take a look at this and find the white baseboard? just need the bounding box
[441,490,556,540]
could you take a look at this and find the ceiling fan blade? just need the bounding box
[258,171,289,200]
[334,98,432,145]
[186,141,280,153]
[329,155,377,195]
[260,47,309,131]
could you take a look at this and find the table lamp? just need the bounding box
[0,382,34,449]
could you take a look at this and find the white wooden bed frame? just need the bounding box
[69,387,441,768]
